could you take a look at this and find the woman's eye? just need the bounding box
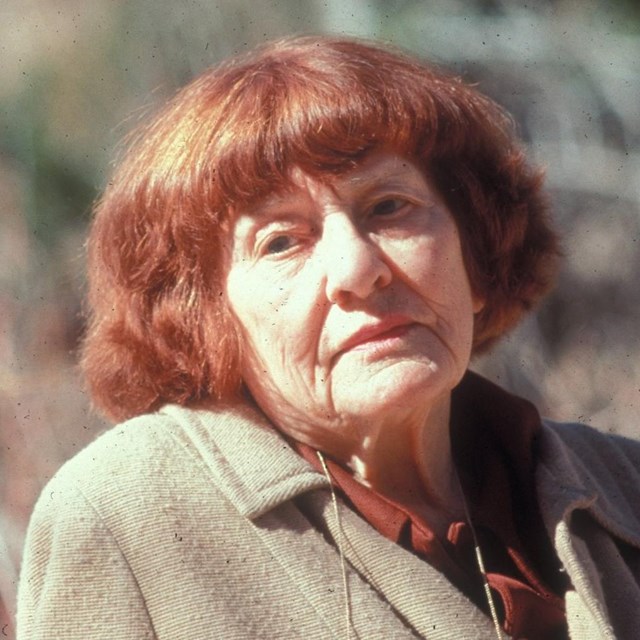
[265,235,294,255]
[371,198,406,217]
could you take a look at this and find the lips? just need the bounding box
[338,316,415,355]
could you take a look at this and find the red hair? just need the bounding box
[82,35,560,421]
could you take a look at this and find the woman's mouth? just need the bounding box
[350,323,414,350]
[338,318,417,356]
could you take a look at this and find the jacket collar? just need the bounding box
[161,402,328,519]
[162,391,640,551]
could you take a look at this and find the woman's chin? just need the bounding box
[332,357,459,419]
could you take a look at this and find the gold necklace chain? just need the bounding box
[317,451,353,640]
[317,450,505,639]
[455,466,505,640]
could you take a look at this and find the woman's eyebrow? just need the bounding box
[346,171,427,195]
[243,192,308,219]
[347,162,424,187]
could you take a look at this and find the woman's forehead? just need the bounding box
[252,151,429,211]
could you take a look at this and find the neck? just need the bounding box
[345,394,464,527]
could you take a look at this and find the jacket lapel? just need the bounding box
[163,403,498,638]
[302,490,498,640]
[251,499,425,639]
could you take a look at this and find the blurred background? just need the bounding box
[1,0,639,635]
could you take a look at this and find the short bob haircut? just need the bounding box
[82,35,560,422]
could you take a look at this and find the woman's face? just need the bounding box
[225,151,483,455]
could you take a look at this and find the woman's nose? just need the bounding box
[322,216,392,305]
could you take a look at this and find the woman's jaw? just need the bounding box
[241,338,467,516]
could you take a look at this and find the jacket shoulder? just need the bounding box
[539,419,640,542]
[16,412,185,640]
[18,406,281,639]
[40,404,256,509]
[541,418,640,469]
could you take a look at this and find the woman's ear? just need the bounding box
[472,295,485,314]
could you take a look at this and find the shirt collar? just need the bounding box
[296,370,547,554]
[450,370,543,541]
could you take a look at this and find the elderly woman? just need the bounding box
[17,36,640,640]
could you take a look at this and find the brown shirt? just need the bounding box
[296,372,569,640]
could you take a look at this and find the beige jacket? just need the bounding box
[16,402,640,639]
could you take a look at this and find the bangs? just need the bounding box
[135,36,511,223]
[195,39,452,208]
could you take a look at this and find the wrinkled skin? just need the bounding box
[226,151,482,514]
